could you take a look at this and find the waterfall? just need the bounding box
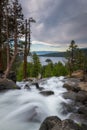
[0,77,70,130]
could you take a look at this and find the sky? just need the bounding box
[20,0,87,52]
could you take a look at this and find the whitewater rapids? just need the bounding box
[0,77,70,130]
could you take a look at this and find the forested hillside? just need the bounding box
[38,48,87,57]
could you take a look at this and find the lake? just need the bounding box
[27,56,67,65]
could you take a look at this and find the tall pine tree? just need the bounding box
[3,0,24,78]
[0,0,7,72]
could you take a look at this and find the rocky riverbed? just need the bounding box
[62,77,87,125]
[0,76,87,130]
[39,76,87,130]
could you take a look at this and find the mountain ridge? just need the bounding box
[31,48,87,57]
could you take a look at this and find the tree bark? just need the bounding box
[0,8,3,72]
[23,19,28,79]
[0,49,3,71]
[3,50,17,78]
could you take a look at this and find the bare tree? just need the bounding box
[23,18,36,79]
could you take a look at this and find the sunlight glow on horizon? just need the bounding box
[20,38,87,52]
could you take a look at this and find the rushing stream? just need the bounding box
[0,77,70,130]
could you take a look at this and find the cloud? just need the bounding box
[20,0,87,51]
[31,41,63,52]
[32,41,60,47]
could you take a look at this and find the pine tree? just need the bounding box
[66,40,78,76]
[0,0,7,72]
[32,53,42,77]
[44,62,53,77]
[3,0,24,78]
[66,40,86,76]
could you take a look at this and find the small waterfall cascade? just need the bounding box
[0,77,70,130]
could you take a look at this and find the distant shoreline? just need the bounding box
[31,48,87,57]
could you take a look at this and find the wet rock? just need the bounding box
[0,78,20,91]
[63,91,77,100]
[40,90,54,96]
[84,101,87,106]
[38,87,44,91]
[32,82,44,91]
[78,106,87,116]
[76,91,87,102]
[62,77,87,127]
[64,76,87,92]
[39,116,61,130]
[69,113,87,125]
[63,82,80,92]
[80,124,87,130]
[63,90,87,103]
[24,84,31,89]
[61,102,77,114]
[24,82,44,90]
[52,119,80,130]
[39,116,81,130]
[32,82,41,90]
[62,119,80,130]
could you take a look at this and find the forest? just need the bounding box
[0,0,87,81]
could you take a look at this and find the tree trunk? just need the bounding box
[0,16,3,72]
[6,6,10,71]
[3,50,17,78]
[3,27,18,78]
[0,48,3,72]
[23,19,28,79]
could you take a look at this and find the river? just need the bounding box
[0,77,70,130]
